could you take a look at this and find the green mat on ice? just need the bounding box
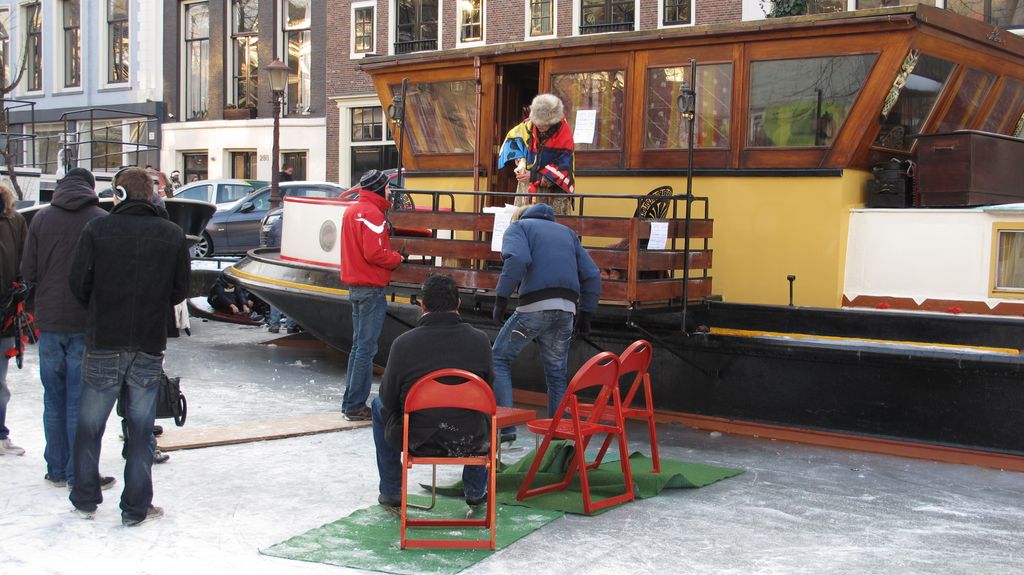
[429,440,744,515]
[260,496,562,575]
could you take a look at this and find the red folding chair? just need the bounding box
[401,368,497,550]
[516,352,635,514]
[580,340,660,473]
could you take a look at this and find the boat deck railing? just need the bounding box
[386,188,712,310]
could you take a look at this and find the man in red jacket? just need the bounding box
[340,169,403,421]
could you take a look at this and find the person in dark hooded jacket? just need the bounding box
[490,202,601,441]
[207,272,253,316]
[20,167,113,489]
[67,167,189,526]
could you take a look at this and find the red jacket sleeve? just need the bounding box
[358,209,402,270]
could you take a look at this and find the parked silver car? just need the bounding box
[172,179,268,211]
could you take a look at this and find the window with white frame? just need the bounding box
[24,2,42,92]
[459,0,483,44]
[580,0,634,34]
[231,0,259,108]
[661,0,692,26]
[184,2,210,120]
[395,0,438,54]
[283,0,312,115]
[529,0,554,36]
[946,0,1024,29]
[107,0,129,83]
[352,2,375,55]
[0,8,9,84]
[62,0,81,88]
[349,106,397,184]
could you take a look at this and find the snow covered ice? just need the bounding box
[2,320,1024,574]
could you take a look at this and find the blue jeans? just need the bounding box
[0,337,12,440]
[371,397,487,502]
[342,287,387,413]
[38,332,85,483]
[70,350,161,522]
[269,307,296,330]
[492,310,575,433]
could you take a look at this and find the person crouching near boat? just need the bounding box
[67,167,190,526]
[339,169,405,422]
[498,94,576,215]
[491,203,601,442]
[371,274,493,511]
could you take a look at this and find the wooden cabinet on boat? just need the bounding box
[916,131,1024,207]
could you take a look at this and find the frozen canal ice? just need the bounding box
[1,319,1023,574]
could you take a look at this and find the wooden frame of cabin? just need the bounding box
[359,6,1024,183]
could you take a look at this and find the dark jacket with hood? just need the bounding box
[495,203,602,313]
[1,205,27,299]
[380,311,494,455]
[68,200,190,353]
[20,171,107,332]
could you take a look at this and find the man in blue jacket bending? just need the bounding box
[491,203,601,442]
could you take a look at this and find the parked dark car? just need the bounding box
[192,181,346,258]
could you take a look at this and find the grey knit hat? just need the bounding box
[358,169,389,197]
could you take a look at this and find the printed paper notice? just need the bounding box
[484,205,518,252]
[647,221,669,250]
[573,110,597,144]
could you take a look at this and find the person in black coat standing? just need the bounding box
[371,274,493,509]
[20,168,111,486]
[67,167,190,526]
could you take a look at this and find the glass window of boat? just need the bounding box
[948,0,1024,29]
[994,229,1024,291]
[551,70,626,151]
[875,53,954,151]
[580,0,635,34]
[979,77,1024,135]
[396,0,438,54]
[530,0,554,36]
[646,63,731,149]
[748,54,876,148]
[392,80,477,154]
[936,68,995,133]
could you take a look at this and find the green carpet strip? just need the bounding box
[260,496,562,575]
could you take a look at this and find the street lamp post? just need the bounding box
[267,58,289,208]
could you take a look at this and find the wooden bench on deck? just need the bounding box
[387,191,713,308]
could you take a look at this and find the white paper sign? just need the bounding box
[573,110,597,144]
[647,221,669,250]
[484,204,519,252]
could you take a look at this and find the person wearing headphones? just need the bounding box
[67,167,190,527]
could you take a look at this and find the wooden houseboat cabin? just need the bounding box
[358,5,1024,311]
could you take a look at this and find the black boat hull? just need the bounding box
[231,250,1024,465]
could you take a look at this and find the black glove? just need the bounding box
[574,311,593,337]
[492,297,508,324]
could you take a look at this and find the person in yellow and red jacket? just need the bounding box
[339,169,404,421]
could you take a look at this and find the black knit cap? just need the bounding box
[62,167,96,188]
[358,169,389,197]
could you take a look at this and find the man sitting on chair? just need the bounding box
[371,274,494,510]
